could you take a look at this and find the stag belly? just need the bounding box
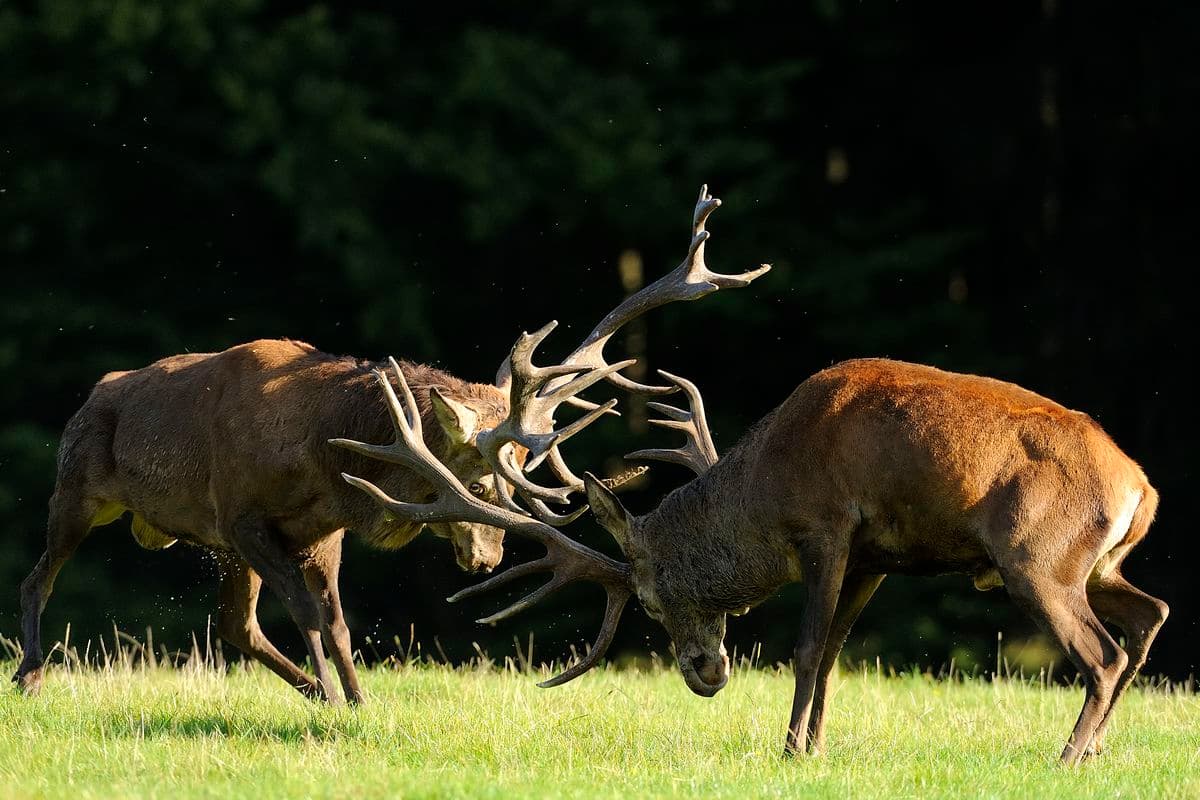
[851,504,993,579]
[89,501,194,550]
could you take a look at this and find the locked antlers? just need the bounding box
[481,185,769,512]
[338,186,767,686]
[331,360,632,688]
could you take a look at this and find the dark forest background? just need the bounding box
[1,1,1196,681]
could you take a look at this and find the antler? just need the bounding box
[482,185,771,507]
[625,370,718,475]
[337,187,767,689]
[331,360,632,688]
[559,184,771,396]
[475,322,634,510]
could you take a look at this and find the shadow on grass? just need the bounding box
[100,709,360,743]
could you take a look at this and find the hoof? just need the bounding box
[1059,742,1089,767]
[294,681,325,702]
[13,669,43,696]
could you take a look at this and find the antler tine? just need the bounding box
[446,556,552,603]
[480,185,767,510]
[625,369,718,476]
[542,446,588,494]
[330,359,427,472]
[559,185,772,396]
[537,585,632,688]
[526,495,590,526]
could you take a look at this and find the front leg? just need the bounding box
[784,545,849,757]
[228,517,342,704]
[301,532,366,705]
[806,573,885,755]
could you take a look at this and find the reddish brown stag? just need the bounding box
[343,193,1167,766]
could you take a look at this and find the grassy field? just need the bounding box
[0,657,1196,799]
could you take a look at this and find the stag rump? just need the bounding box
[343,187,1166,766]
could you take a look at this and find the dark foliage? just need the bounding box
[2,1,1196,678]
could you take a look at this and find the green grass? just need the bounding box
[0,658,1196,799]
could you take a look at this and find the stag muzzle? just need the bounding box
[679,647,730,697]
[452,531,502,574]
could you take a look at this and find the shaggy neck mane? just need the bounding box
[637,407,795,607]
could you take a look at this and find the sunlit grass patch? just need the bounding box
[0,646,1196,799]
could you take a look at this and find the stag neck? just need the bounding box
[634,440,799,609]
[329,365,461,545]
[641,452,755,542]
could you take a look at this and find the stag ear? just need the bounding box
[584,472,633,554]
[430,387,480,445]
[494,355,512,392]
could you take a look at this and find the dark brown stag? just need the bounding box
[13,342,516,702]
[342,193,1166,766]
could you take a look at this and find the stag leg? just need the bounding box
[215,555,322,699]
[12,491,99,695]
[300,532,365,704]
[784,546,849,757]
[1004,572,1128,766]
[1084,573,1169,756]
[228,518,342,704]
[806,572,885,755]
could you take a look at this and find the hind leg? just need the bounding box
[1085,573,1169,755]
[215,555,322,700]
[13,491,100,694]
[1003,570,1128,765]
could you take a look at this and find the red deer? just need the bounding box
[13,341,516,702]
[340,192,1166,765]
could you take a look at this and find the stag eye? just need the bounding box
[639,599,663,621]
[469,482,485,496]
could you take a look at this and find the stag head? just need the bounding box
[339,374,516,573]
[584,473,733,696]
[424,385,510,572]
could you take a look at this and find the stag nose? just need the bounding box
[460,548,498,574]
[458,554,484,573]
[694,651,730,687]
[680,651,730,697]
